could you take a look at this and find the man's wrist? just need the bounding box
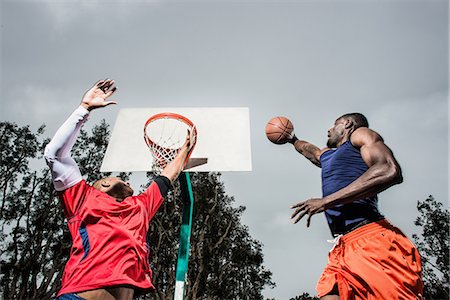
[77,104,91,116]
[80,102,91,111]
[289,135,298,144]
[323,196,334,209]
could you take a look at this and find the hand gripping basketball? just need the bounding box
[265,116,294,144]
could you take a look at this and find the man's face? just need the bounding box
[327,118,346,148]
[93,177,134,201]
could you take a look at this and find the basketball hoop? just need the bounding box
[144,113,197,174]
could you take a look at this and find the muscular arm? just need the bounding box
[322,127,403,208]
[291,127,403,226]
[290,136,327,167]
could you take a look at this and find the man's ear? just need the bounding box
[101,181,111,189]
[345,119,354,129]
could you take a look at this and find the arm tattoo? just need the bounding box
[295,141,321,167]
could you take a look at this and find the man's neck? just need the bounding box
[336,137,350,148]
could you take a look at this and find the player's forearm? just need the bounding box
[292,139,322,167]
[323,162,402,208]
[44,105,88,191]
[160,147,189,183]
[44,106,89,159]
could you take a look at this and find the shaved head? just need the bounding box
[93,177,133,201]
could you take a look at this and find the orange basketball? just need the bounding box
[265,116,294,144]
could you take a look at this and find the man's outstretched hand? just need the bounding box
[182,127,197,152]
[290,197,327,227]
[81,79,118,111]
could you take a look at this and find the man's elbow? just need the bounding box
[43,144,53,160]
[43,143,57,163]
[388,163,403,185]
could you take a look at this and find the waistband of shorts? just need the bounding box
[340,218,395,244]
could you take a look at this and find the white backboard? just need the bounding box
[100,107,252,172]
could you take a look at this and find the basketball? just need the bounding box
[265,116,294,144]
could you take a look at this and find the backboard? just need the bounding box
[100,107,252,172]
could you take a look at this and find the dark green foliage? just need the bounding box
[412,195,449,299]
[0,120,116,299]
[289,293,319,300]
[0,122,67,299]
[141,172,275,300]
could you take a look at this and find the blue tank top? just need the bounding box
[320,140,383,236]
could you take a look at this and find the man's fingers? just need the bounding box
[101,81,114,92]
[290,204,305,219]
[97,79,114,91]
[292,210,308,224]
[95,79,106,87]
[306,214,313,227]
[105,86,117,98]
[184,129,190,144]
[104,80,115,91]
[104,101,117,106]
[184,126,197,150]
[97,79,110,89]
[290,202,305,209]
[190,126,197,145]
[290,201,305,210]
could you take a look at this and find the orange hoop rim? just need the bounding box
[144,112,197,146]
[144,112,195,130]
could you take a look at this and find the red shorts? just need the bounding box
[317,219,423,299]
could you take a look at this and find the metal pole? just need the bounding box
[174,172,194,300]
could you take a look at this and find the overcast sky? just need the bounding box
[1,0,448,299]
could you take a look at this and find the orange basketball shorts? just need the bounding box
[317,219,423,299]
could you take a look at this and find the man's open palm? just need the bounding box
[81,79,117,110]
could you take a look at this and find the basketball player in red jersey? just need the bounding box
[44,79,195,300]
[289,113,423,299]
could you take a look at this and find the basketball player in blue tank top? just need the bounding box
[289,113,423,299]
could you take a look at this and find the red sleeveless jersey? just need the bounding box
[57,180,164,296]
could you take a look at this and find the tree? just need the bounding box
[0,120,116,299]
[289,293,319,300]
[412,195,449,299]
[0,121,66,299]
[0,120,274,299]
[142,171,275,299]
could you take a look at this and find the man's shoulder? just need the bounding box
[59,179,96,198]
[350,127,383,148]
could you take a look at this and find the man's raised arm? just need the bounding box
[44,79,117,191]
[289,135,327,168]
[160,129,196,184]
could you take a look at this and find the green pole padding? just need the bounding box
[175,172,195,290]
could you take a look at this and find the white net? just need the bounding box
[144,114,196,174]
